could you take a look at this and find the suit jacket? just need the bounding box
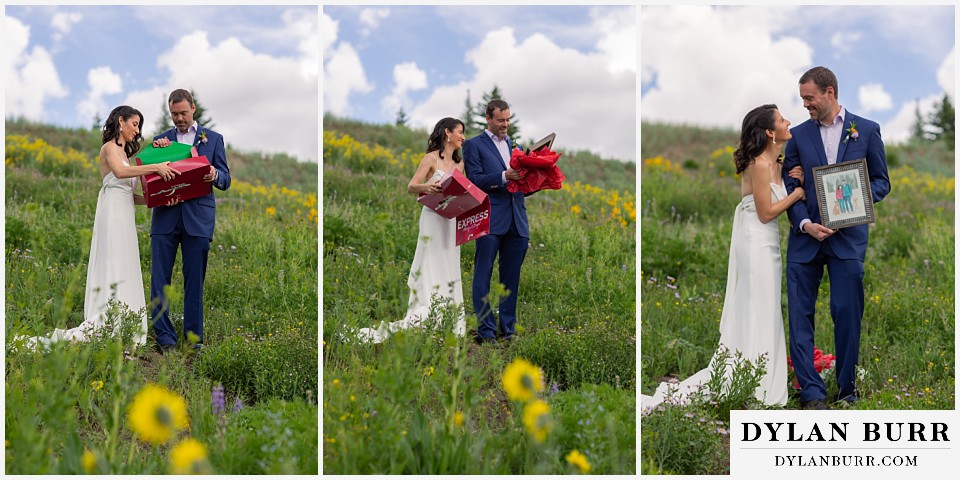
[782,111,890,263]
[151,125,231,240]
[463,133,529,238]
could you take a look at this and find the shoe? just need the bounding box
[478,336,498,345]
[834,393,859,406]
[159,343,177,354]
[800,399,830,410]
[499,335,515,344]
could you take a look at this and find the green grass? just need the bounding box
[322,117,636,474]
[5,129,318,474]
[640,122,955,474]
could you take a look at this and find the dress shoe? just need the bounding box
[159,343,177,354]
[800,399,830,410]
[478,336,498,345]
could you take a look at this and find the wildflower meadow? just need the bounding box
[322,115,637,474]
[640,122,955,474]
[4,119,318,474]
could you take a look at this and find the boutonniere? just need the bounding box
[197,130,208,145]
[511,138,517,150]
[843,121,859,144]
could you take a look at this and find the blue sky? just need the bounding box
[641,5,955,145]
[323,5,637,162]
[5,5,319,162]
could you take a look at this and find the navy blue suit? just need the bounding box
[782,111,890,402]
[151,125,231,345]
[463,132,529,339]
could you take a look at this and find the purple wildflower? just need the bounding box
[684,413,694,418]
[233,397,244,413]
[212,383,225,417]
[549,382,560,396]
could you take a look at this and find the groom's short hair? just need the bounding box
[168,89,195,106]
[799,66,839,100]
[485,99,510,118]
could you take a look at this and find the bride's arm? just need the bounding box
[749,158,804,224]
[407,154,441,195]
[101,144,179,180]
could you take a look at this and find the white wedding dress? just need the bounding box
[358,169,467,343]
[641,182,789,411]
[17,157,148,350]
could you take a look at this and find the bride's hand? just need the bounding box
[154,162,180,181]
[788,166,804,185]
[423,181,442,195]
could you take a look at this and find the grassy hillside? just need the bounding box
[640,122,955,474]
[5,117,318,193]
[324,114,637,194]
[322,119,636,473]
[4,127,318,474]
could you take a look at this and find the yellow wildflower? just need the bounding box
[265,206,277,216]
[501,358,544,402]
[169,438,211,474]
[82,450,97,473]
[126,384,190,445]
[90,380,104,391]
[570,205,581,214]
[522,400,552,443]
[453,411,465,427]
[565,449,591,473]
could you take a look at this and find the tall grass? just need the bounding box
[640,122,955,474]
[322,120,636,474]
[5,131,318,474]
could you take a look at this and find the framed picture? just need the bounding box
[812,158,876,229]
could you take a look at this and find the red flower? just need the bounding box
[787,346,837,389]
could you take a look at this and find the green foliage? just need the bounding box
[5,126,318,474]
[323,120,635,473]
[641,121,955,473]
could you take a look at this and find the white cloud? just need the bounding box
[125,30,318,162]
[592,7,636,74]
[282,9,319,78]
[936,47,954,100]
[50,12,82,42]
[77,66,123,124]
[830,31,861,54]
[883,96,940,144]
[322,12,373,117]
[409,26,636,161]
[857,83,893,113]
[4,16,68,121]
[382,62,427,117]
[641,5,813,131]
[359,8,389,36]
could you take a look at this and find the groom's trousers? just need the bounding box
[151,215,210,346]
[473,220,529,340]
[786,243,864,402]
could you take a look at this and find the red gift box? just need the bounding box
[137,156,213,208]
[417,168,487,219]
[455,198,490,246]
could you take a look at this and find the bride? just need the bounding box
[17,106,178,350]
[642,104,805,410]
[358,117,468,343]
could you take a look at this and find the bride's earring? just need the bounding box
[772,134,776,145]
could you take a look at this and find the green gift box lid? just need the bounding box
[135,142,195,165]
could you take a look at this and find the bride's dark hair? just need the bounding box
[102,105,145,158]
[426,117,465,163]
[733,104,780,174]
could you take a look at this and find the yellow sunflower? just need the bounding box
[565,449,591,474]
[501,358,544,402]
[126,384,190,445]
[522,399,552,443]
[169,437,211,474]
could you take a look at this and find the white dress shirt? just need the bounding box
[800,107,846,232]
[485,129,511,185]
[176,121,198,145]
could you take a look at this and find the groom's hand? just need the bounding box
[505,168,524,181]
[202,166,218,183]
[802,222,835,241]
[153,138,172,148]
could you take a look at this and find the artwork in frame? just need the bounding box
[811,158,876,229]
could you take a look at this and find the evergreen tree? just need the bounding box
[928,93,955,149]
[395,106,409,127]
[460,89,478,137]
[91,113,103,131]
[910,99,926,142]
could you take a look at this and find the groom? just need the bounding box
[150,89,231,352]
[463,99,528,344]
[782,67,890,409]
